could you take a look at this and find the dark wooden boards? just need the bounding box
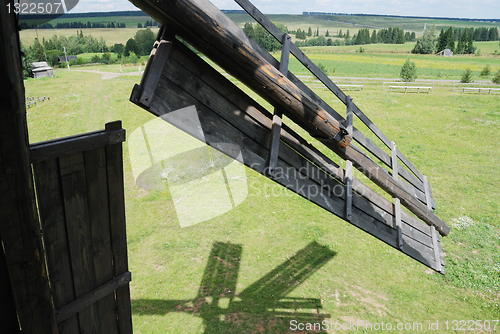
[130,38,445,274]
[31,122,133,333]
[0,3,58,333]
[128,0,447,236]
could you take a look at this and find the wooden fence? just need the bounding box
[30,121,133,334]
[383,81,434,93]
[453,82,500,94]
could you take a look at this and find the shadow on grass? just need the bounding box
[132,241,336,333]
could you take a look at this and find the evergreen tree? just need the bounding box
[492,69,500,84]
[445,27,455,52]
[466,29,475,54]
[338,29,343,38]
[371,29,377,43]
[460,68,473,83]
[316,27,319,37]
[436,28,446,52]
[325,30,329,37]
[400,59,417,83]
[456,29,467,54]
[308,27,312,37]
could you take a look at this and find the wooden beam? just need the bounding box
[266,33,290,177]
[55,271,132,323]
[0,3,58,333]
[30,128,125,163]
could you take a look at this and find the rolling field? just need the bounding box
[24,34,500,332]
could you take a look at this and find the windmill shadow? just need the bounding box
[132,241,336,333]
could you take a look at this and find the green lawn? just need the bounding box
[25,44,500,333]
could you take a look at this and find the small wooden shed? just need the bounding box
[437,48,453,57]
[32,61,54,78]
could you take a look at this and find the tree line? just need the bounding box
[20,21,127,29]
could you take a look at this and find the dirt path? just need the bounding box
[72,69,144,80]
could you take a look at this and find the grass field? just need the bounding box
[24,30,500,332]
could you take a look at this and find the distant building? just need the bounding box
[58,56,77,63]
[437,49,453,57]
[31,62,54,79]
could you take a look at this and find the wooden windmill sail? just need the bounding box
[129,0,449,274]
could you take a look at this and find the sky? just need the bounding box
[72,0,500,20]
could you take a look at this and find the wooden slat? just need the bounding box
[346,96,353,138]
[33,158,80,334]
[138,26,176,106]
[56,271,132,323]
[423,175,433,211]
[394,198,403,250]
[431,226,443,273]
[84,147,119,334]
[131,38,444,273]
[59,152,100,334]
[30,128,126,163]
[106,140,133,334]
[344,160,353,222]
[391,141,398,181]
[266,33,290,177]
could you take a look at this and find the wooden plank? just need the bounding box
[346,95,353,138]
[344,161,353,222]
[132,40,442,272]
[138,26,176,107]
[56,272,132,324]
[59,152,100,334]
[431,226,443,273]
[391,141,398,181]
[266,34,290,177]
[84,147,119,334]
[106,140,133,334]
[423,175,433,211]
[33,158,80,334]
[394,198,403,250]
[30,128,126,163]
[0,4,58,333]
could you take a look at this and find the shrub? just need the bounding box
[480,64,491,77]
[400,59,417,83]
[316,62,328,75]
[460,68,473,83]
[90,55,100,63]
[492,70,500,84]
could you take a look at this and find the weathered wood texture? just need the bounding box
[31,122,133,333]
[130,37,445,274]
[128,0,448,236]
[0,3,58,333]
